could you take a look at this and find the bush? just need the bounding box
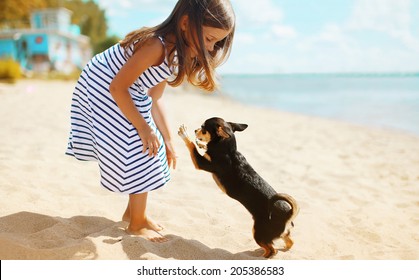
[94,35,121,55]
[0,59,22,81]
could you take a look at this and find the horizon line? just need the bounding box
[220,72,419,77]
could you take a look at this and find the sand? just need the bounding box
[0,79,418,260]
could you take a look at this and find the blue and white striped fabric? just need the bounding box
[66,38,172,194]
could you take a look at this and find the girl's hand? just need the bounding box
[137,126,160,157]
[164,140,177,169]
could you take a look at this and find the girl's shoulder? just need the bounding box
[131,35,166,50]
[133,36,166,66]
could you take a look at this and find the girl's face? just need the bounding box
[181,16,230,58]
[195,26,230,57]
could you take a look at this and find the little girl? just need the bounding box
[66,0,235,242]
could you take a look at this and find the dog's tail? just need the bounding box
[269,193,299,226]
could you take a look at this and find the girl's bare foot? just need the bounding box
[123,193,165,242]
[126,220,168,242]
[145,217,164,232]
[122,214,163,232]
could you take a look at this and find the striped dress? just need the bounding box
[66,37,172,194]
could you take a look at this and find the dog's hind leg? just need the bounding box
[257,241,277,258]
[253,223,277,258]
[281,230,294,250]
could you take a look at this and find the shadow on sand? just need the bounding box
[0,211,264,260]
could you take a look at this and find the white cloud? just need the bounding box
[259,0,419,73]
[347,0,410,32]
[227,17,419,74]
[97,0,176,19]
[119,0,133,9]
[229,1,297,54]
[234,32,256,44]
[98,0,175,10]
[347,0,419,51]
[271,24,297,39]
[297,24,355,52]
[231,0,283,26]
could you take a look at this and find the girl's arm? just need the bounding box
[109,38,165,157]
[148,81,177,169]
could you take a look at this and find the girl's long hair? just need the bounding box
[119,0,235,92]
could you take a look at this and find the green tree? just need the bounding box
[94,35,121,54]
[0,0,47,28]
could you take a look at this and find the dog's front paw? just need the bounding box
[196,140,207,150]
[178,124,189,140]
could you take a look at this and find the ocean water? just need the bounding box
[218,74,419,136]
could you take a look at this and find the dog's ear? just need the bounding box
[217,126,231,139]
[228,122,248,132]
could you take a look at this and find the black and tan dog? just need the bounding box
[178,117,299,258]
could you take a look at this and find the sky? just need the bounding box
[95,0,419,74]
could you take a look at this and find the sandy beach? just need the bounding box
[0,79,418,260]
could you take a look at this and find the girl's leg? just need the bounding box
[122,203,130,223]
[122,194,163,231]
[125,192,167,242]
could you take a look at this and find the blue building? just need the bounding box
[0,8,91,74]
